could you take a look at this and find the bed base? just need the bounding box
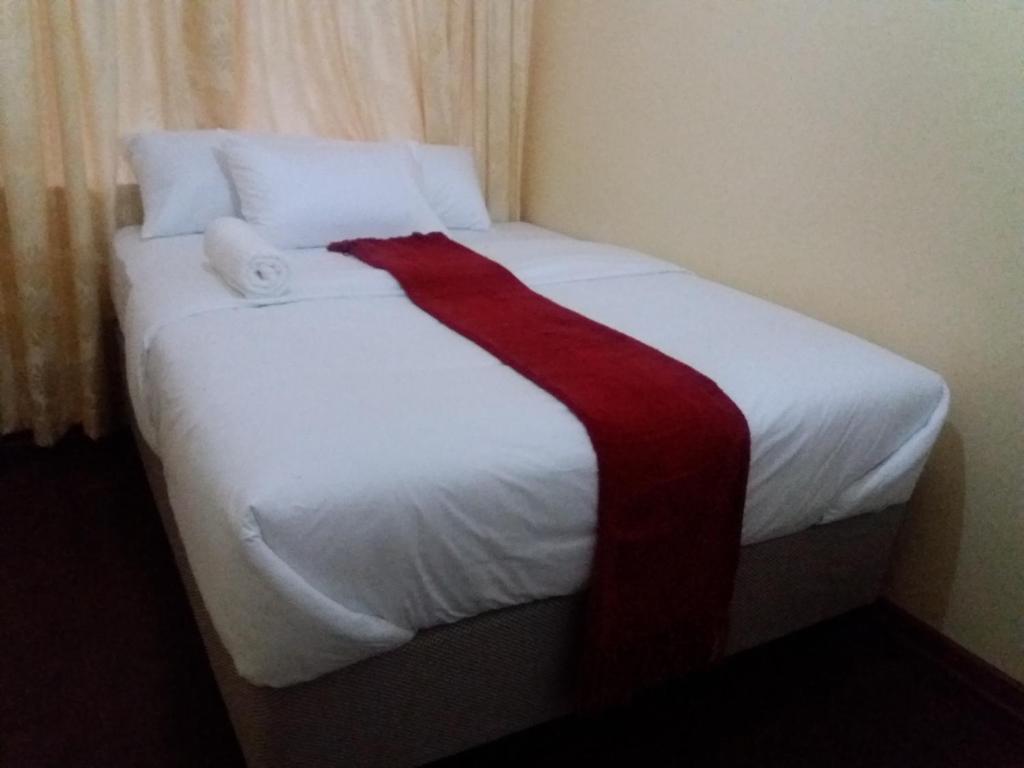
[136,434,904,768]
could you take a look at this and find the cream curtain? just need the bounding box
[0,0,533,446]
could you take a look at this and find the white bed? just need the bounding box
[113,222,948,690]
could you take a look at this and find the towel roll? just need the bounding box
[205,217,291,298]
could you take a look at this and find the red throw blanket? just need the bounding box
[329,233,751,707]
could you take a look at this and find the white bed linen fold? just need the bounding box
[114,224,948,687]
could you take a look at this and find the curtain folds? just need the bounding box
[0,0,533,445]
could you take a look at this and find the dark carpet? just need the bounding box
[2,431,1022,768]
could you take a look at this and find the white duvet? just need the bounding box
[114,223,948,687]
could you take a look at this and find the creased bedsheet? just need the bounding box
[114,223,948,687]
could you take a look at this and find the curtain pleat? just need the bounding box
[47,0,118,438]
[182,0,239,129]
[0,0,63,442]
[0,0,533,446]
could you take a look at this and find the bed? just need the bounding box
[114,222,948,767]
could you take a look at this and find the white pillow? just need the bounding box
[126,130,236,239]
[412,143,492,230]
[220,138,446,248]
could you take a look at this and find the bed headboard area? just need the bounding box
[114,185,144,231]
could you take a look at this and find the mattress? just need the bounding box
[112,223,948,689]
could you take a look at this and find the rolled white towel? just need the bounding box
[204,217,291,298]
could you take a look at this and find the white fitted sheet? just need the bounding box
[113,224,948,687]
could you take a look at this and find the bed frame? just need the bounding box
[134,429,904,768]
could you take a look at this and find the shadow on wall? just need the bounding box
[885,424,966,627]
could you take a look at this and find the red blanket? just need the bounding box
[329,233,751,706]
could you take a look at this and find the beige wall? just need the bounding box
[524,1,1023,681]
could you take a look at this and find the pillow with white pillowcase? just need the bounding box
[410,143,492,230]
[220,137,446,248]
[125,130,236,239]
[237,136,491,230]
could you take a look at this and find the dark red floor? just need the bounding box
[2,430,1022,767]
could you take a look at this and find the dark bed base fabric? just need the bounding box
[135,435,904,768]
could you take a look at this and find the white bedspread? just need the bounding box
[113,223,948,687]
